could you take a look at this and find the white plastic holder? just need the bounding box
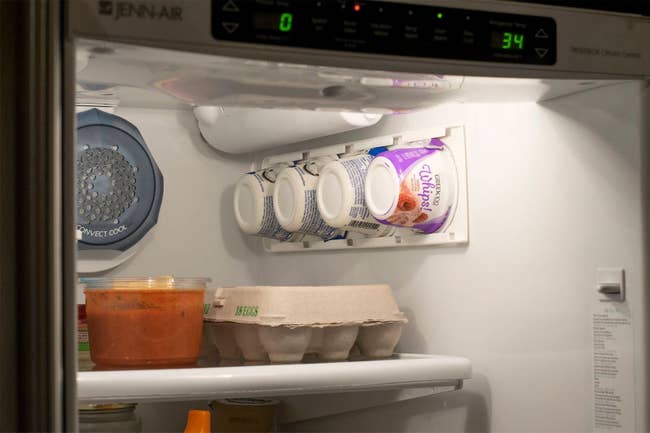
[194,106,382,154]
[76,231,151,274]
[77,246,142,274]
[260,126,469,252]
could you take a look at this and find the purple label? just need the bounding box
[412,208,451,233]
[375,139,445,175]
[373,139,452,234]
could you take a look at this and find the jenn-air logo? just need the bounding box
[98,1,183,21]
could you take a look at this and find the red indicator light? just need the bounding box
[354,4,361,12]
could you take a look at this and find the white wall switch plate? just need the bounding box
[596,268,625,302]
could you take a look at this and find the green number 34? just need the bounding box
[503,32,524,50]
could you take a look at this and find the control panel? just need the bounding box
[212,0,557,65]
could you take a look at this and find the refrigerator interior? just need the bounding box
[74,45,649,432]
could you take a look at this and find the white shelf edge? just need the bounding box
[77,354,471,404]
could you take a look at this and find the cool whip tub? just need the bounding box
[234,166,304,241]
[273,159,342,240]
[317,154,395,237]
[365,139,457,233]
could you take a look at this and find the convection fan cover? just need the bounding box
[76,109,163,253]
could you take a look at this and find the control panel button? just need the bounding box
[535,48,549,58]
[403,24,420,40]
[535,28,549,38]
[222,0,240,12]
[222,22,240,33]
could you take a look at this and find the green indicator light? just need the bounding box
[437,12,443,19]
[279,12,293,32]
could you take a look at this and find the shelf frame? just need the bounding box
[77,354,471,404]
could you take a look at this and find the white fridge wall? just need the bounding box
[81,82,647,433]
[255,82,648,433]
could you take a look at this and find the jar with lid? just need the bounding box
[79,403,142,433]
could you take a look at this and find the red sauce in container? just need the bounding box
[84,278,208,368]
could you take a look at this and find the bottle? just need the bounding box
[365,139,458,233]
[273,158,342,240]
[233,165,304,242]
[183,410,211,433]
[317,153,395,237]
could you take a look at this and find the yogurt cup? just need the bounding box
[273,159,342,240]
[234,167,305,241]
[364,139,457,233]
[317,154,395,236]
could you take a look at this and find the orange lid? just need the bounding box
[183,410,211,433]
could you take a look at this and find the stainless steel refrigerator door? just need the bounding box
[0,0,75,431]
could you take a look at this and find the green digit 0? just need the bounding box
[514,33,524,49]
[279,13,293,32]
[502,32,513,49]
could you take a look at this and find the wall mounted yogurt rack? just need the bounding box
[260,126,469,253]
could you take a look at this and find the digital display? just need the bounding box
[491,31,525,50]
[213,0,556,66]
[253,12,294,32]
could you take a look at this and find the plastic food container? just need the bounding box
[84,277,209,367]
[365,139,457,233]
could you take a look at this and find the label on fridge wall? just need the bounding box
[592,303,636,432]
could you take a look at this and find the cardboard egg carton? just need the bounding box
[203,285,407,363]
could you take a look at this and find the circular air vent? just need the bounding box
[76,109,163,254]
